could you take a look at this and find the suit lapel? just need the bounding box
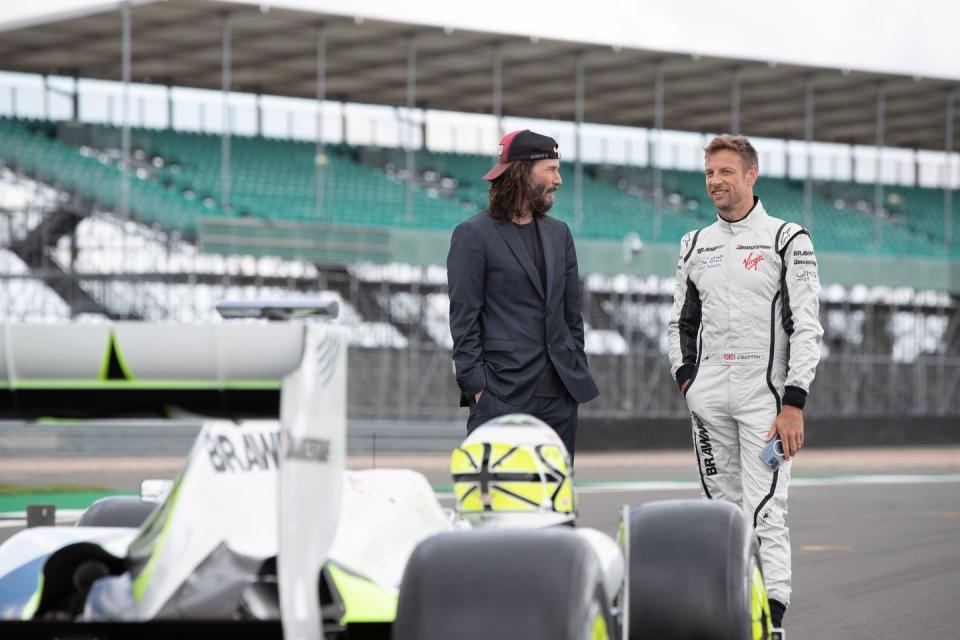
[494,219,545,300]
[540,218,557,306]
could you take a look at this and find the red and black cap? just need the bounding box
[483,129,560,181]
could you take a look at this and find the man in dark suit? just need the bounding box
[447,129,599,458]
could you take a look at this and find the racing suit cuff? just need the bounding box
[675,364,696,390]
[783,385,808,410]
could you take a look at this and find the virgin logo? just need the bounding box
[743,252,764,271]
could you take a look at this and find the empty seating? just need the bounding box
[1,116,956,257]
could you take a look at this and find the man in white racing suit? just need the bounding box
[667,135,823,629]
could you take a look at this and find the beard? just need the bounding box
[716,193,745,216]
[525,181,555,217]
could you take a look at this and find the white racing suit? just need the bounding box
[667,198,823,606]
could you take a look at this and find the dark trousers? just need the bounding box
[465,391,579,462]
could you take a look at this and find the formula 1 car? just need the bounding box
[0,306,778,640]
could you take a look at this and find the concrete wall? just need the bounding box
[395,228,960,290]
[577,416,960,451]
[2,415,956,458]
[201,218,960,291]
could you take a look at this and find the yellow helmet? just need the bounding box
[450,414,575,528]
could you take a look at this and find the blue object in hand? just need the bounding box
[760,436,785,470]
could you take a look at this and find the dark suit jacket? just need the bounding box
[447,210,599,408]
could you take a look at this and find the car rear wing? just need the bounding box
[2,301,345,640]
[0,300,338,419]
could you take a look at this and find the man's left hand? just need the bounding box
[765,406,804,460]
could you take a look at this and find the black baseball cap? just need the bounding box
[483,129,560,181]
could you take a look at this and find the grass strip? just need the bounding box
[0,486,132,513]
[0,484,109,496]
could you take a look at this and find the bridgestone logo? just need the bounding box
[286,437,331,463]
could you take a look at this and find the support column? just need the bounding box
[404,35,418,422]
[315,27,326,221]
[574,53,585,233]
[221,12,232,212]
[946,89,955,252]
[72,74,80,121]
[492,44,504,144]
[120,1,131,221]
[913,149,920,188]
[404,36,416,223]
[874,82,885,247]
[803,76,814,230]
[255,93,263,137]
[42,74,49,120]
[167,84,174,130]
[730,67,741,135]
[653,61,664,240]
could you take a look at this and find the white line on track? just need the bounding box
[436,472,960,499]
[0,509,83,529]
[575,473,960,494]
[4,474,960,520]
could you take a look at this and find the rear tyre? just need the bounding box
[394,528,613,640]
[77,496,157,528]
[626,499,770,640]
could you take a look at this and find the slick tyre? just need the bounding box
[77,496,158,528]
[626,499,771,640]
[393,528,613,640]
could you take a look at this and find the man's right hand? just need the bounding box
[680,379,691,395]
[475,389,484,403]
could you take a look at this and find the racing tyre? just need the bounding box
[394,528,613,640]
[625,499,770,640]
[76,496,158,528]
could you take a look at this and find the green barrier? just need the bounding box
[0,491,131,514]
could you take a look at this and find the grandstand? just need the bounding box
[0,1,958,423]
[3,116,957,258]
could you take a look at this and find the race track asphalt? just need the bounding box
[2,445,958,640]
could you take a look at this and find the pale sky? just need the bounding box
[4,0,959,81]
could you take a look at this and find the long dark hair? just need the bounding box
[487,160,546,222]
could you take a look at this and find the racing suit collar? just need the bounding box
[716,196,764,234]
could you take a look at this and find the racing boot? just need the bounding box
[769,598,787,639]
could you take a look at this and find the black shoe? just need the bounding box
[768,598,786,628]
